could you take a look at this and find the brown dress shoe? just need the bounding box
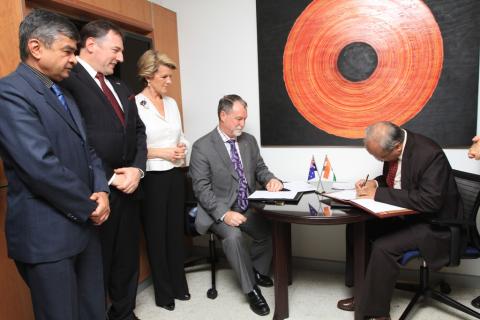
[337,296,355,311]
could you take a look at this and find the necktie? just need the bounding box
[51,84,68,111]
[95,72,125,126]
[227,139,249,211]
[386,160,399,188]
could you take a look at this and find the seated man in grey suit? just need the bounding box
[190,94,283,316]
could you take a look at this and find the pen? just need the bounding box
[361,174,369,187]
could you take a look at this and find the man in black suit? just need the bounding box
[467,136,480,308]
[61,20,147,320]
[0,9,110,320]
[337,121,462,319]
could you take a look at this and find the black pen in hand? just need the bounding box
[361,174,369,187]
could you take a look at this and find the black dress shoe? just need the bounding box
[158,301,175,311]
[472,296,480,308]
[176,293,191,301]
[254,269,273,287]
[246,286,270,316]
[337,296,355,312]
[107,312,141,320]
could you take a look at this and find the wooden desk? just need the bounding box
[260,192,371,320]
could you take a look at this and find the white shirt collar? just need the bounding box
[398,129,408,161]
[76,56,99,80]
[217,126,235,143]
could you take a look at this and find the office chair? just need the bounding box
[182,167,218,299]
[395,169,480,319]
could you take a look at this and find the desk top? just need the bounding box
[259,192,372,225]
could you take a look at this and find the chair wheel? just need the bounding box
[439,281,451,294]
[207,288,218,299]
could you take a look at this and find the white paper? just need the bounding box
[323,189,357,201]
[248,190,298,200]
[332,182,355,190]
[350,198,409,214]
[283,181,317,192]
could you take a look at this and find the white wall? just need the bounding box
[152,0,480,276]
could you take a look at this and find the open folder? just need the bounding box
[323,190,416,218]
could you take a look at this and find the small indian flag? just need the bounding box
[322,155,336,181]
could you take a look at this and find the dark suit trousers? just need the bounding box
[101,189,141,320]
[15,228,104,320]
[210,208,272,293]
[345,218,433,317]
[140,168,189,306]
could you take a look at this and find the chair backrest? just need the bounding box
[453,169,480,249]
[180,166,200,236]
[182,166,197,208]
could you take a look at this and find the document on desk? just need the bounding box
[331,182,355,190]
[283,181,317,192]
[248,190,299,200]
[323,189,357,201]
[350,199,410,214]
[323,190,416,218]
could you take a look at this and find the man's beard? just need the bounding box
[233,128,243,137]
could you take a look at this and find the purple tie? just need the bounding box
[227,139,249,211]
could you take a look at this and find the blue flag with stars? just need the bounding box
[307,156,317,181]
[308,203,318,216]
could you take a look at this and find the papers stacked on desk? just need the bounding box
[324,189,357,200]
[248,190,299,200]
[331,181,355,190]
[283,181,317,192]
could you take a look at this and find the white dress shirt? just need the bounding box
[217,127,244,166]
[136,93,189,171]
[216,127,246,220]
[392,129,408,189]
[76,56,143,185]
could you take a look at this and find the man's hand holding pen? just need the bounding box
[355,174,377,199]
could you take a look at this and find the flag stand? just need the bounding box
[316,164,325,193]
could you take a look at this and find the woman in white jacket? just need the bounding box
[136,50,190,311]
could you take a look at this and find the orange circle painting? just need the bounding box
[283,0,443,139]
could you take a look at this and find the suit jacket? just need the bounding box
[60,63,147,182]
[0,63,109,263]
[374,130,462,269]
[190,128,276,234]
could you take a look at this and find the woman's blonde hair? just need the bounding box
[137,49,176,86]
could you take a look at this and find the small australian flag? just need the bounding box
[307,156,317,181]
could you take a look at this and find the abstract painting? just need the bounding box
[257,0,479,146]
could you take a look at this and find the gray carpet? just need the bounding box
[135,267,480,319]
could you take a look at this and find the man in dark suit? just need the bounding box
[189,94,283,316]
[61,20,147,320]
[467,136,480,308]
[337,121,462,319]
[0,9,110,320]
